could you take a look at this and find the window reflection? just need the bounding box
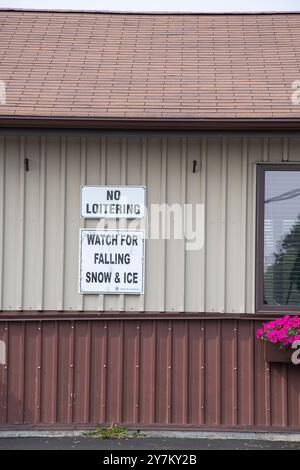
[264,171,300,305]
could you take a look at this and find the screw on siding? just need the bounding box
[104,365,106,368]
[70,364,74,368]
[168,328,172,331]
[136,365,139,368]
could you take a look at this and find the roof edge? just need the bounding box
[1,8,300,16]
[1,116,300,131]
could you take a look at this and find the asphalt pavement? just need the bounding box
[0,436,299,450]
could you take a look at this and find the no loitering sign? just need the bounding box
[79,229,144,294]
[81,186,146,219]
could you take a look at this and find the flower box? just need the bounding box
[264,341,292,364]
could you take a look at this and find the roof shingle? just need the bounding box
[0,10,300,121]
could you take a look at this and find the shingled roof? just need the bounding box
[1,10,300,129]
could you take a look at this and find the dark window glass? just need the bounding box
[264,170,300,306]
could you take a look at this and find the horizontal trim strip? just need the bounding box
[0,311,294,321]
[1,117,300,131]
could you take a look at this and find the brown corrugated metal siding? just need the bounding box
[0,318,299,429]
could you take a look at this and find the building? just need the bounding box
[0,9,300,430]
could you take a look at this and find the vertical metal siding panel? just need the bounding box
[7,322,25,424]
[57,321,73,424]
[106,321,124,423]
[263,137,269,162]
[104,138,122,312]
[118,137,127,312]
[237,321,255,426]
[283,137,289,162]
[17,137,25,310]
[220,320,235,425]
[246,139,263,313]
[184,138,205,312]
[155,321,169,424]
[165,138,184,311]
[37,137,46,310]
[122,321,139,423]
[204,319,221,425]
[240,139,248,313]
[226,139,243,313]
[78,137,87,311]
[180,139,187,312]
[23,322,40,424]
[287,137,300,162]
[139,137,147,312]
[64,137,81,311]
[124,138,142,312]
[269,137,284,163]
[0,322,8,424]
[254,319,269,426]
[270,364,288,427]
[287,365,300,427]
[3,137,20,310]
[205,139,222,312]
[139,320,156,424]
[43,136,61,310]
[40,322,58,424]
[159,139,167,312]
[57,137,66,311]
[73,321,91,423]
[171,320,188,424]
[187,320,203,424]
[220,139,227,313]
[89,320,108,424]
[0,137,4,310]
[97,137,107,312]
[23,136,41,310]
[83,136,102,312]
[145,138,166,311]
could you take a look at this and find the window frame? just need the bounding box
[256,163,300,313]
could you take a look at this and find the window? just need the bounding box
[257,165,300,311]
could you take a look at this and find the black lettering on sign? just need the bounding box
[107,190,121,201]
[123,272,139,283]
[85,272,112,283]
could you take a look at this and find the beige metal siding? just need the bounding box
[1,133,300,313]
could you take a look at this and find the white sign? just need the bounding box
[79,229,144,294]
[81,186,145,219]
